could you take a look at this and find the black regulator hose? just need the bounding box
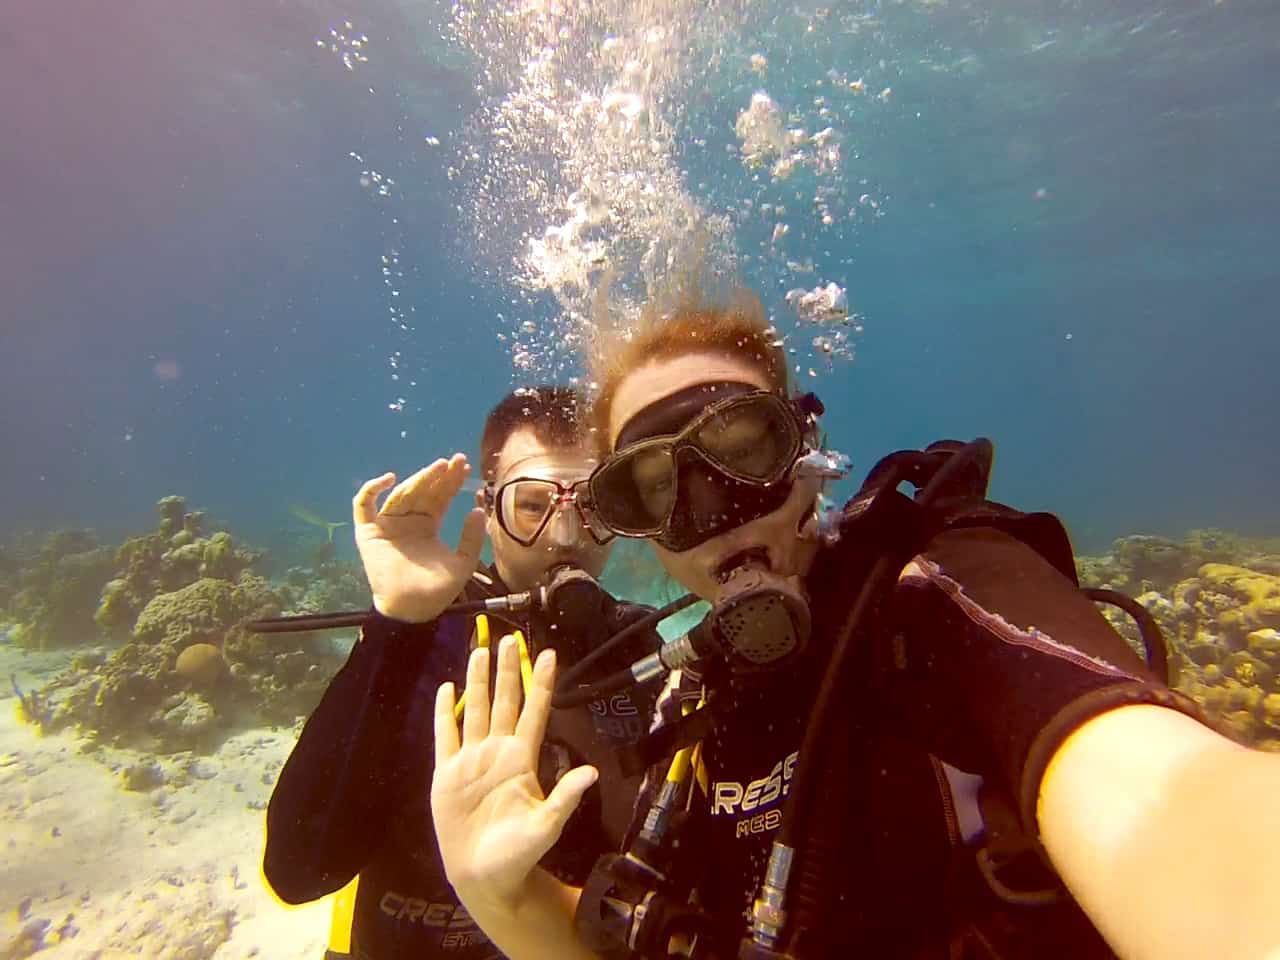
[246,610,369,633]
[245,598,495,634]
[762,439,994,952]
[778,439,992,852]
[552,592,701,709]
[553,666,639,710]
[1083,587,1170,683]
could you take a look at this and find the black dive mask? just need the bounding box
[588,383,823,553]
[657,450,796,553]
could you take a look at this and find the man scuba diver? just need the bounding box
[427,295,1280,960]
[263,386,663,960]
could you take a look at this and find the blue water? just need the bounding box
[1,0,1277,559]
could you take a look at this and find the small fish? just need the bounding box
[288,504,350,542]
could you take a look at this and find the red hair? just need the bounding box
[590,289,789,440]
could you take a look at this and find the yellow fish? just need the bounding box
[288,503,349,542]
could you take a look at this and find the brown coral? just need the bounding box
[175,643,224,687]
[133,578,235,648]
[1199,565,1280,643]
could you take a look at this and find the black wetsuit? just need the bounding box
[265,565,661,959]
[630,524,1203,959]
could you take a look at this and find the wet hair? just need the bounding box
[590,288,790,442]
[478,386,595,481]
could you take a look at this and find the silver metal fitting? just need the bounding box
[749,843,795,946]
[794,448,851,481]
[657,631,700,671]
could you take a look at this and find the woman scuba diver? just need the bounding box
[429,295,1280,960]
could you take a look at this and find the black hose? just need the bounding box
[553,664,647,709]
[773,461,912,851]
[552,593,699,709]
[769,440,992,960]
[246,611,369,633]
[918,438,994,508]
[777,439,992,853]
[1083,587,1170,683]
[246,598,492,635]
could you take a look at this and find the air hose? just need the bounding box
[245,601,492,634]
[748,440,994,955]
[552,593,700,709]
[1082,587,1170,681]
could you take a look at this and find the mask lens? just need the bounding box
[498,479,559,543]
[590,443,675,534]
[655,456,794,553]
[692,396,795,481]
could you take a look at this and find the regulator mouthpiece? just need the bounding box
[709,561,811,673]
[541,564,606,632]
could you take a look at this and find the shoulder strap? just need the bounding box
[938,503,1080,586]
[854,440,1078,586]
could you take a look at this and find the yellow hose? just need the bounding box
[665,697,704,785]
[454,620,532,721]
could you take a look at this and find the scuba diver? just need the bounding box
[263,386,664,959]
[427,294,1280,960]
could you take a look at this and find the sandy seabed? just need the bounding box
[1,646,332,959]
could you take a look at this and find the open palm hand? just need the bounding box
[352,453,487,623]
[431,636,598,913]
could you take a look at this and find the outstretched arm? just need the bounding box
[1038,704,1280,960]
[888,528,1280,960]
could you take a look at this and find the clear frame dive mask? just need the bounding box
[583,384,847,553]
[483,477,615,548]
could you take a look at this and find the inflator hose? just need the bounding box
[246,611,370,633]
[769,439,994,950]
[1082,587,1170,682]
[552,593,700,709]
[778,439,990,851]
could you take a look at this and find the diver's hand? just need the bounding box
[432,637,598,914]
[352,454,487,623]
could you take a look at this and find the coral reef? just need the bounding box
[1079,529,1280,751]
[5,494,361,752]
[175,643,225,686]
[121,760,167,792]
[36,570,344,751]
[278,561,370,615]
[1,530,115,650]
[11,674,54,728]
[1076,528,1279,596]
[96,496,262,637]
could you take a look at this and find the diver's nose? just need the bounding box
[546,503,585,549]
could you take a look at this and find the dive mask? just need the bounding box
[585,383,829,553]
[483,476,613,547]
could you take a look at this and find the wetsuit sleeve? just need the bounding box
[263,612,460,903]
[879,526,1207,839]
